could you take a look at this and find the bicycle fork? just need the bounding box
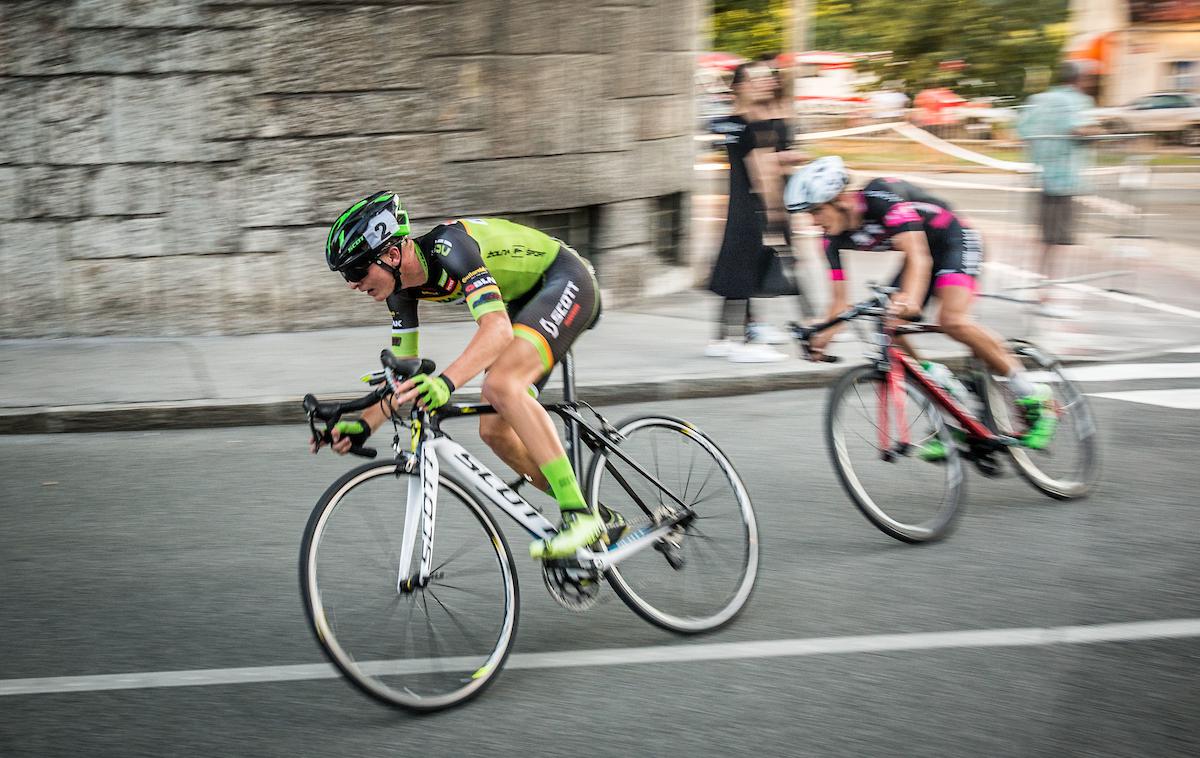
[878,361,911,461]
[397,439,439,593]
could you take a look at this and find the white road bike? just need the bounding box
[300,351,759,712]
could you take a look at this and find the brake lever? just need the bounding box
[789,321,841,364]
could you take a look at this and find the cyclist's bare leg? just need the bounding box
[478,412,550,491]
[936,284,1020,376]
[481,340,572,474]
[893,333,924,363]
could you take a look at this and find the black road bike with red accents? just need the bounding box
[794,285,1099,543]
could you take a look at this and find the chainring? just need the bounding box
[542,561,604,612]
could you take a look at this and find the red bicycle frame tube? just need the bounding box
[889,348,995,440]
[877,357,911,450]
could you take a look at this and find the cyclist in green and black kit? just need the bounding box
[313,191,623,559]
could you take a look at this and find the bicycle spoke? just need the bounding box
[302,465,515,710]
[682,436,700,503]
[430,541,479,576]
[592,417,757,633]
[827,365,963,543]
[426,589,491,655]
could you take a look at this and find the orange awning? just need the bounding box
[1067,32,1114,74]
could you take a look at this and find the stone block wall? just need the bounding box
[0,0,700,337]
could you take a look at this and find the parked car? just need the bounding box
[1090,92,1200,146]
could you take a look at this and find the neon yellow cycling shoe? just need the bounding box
[1017,385,1058,450]
[530,510,605,560]
[918,439,949,462]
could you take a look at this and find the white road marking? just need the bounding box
[1088,389,1200,410]
[2,618,1198,697]
[1168,345,1200,354]
[1054,363,1200,382]
[985,260,1200,321]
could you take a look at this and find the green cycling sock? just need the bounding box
[539,454,587,512]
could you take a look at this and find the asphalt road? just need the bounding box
[2,361,1199,757]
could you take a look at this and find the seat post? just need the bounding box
[561,351,582,475]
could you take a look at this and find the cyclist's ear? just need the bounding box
[381,242,403,265]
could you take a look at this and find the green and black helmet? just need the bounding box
[325,191,410,281]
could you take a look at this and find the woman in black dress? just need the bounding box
[707,61,804,361]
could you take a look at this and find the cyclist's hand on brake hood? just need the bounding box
[310,419,371,455]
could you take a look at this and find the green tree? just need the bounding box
[709,0,789,60]
[812,0,1069,100]
[709,1,1069,100]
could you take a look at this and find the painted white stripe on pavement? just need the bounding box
[2,618,1198,697]
[985,261,1200,321]
[1055,363,1200,383]
[1168,345,1200,354]
[1088,389,1200,410]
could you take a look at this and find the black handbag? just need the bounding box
[755,243,800,297]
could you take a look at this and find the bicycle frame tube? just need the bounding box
[880,357,911,449]
[890,349,995,440]
[562,351,583,475]
[433,437,559,540]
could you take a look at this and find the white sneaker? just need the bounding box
[727,342,788,363]
[745,323,791,345]
[705,339,734,357]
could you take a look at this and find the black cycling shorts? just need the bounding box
[508,245,601,374]
[890,225,983,306]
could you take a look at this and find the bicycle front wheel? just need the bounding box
[300,460,518,712]
[585,415,759,634]
[979,340,1098,500]
[826,364,964,543]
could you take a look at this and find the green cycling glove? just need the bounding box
[327,419,371,448]
[411,374,456,410]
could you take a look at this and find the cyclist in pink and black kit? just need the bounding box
[785,156,1057,452]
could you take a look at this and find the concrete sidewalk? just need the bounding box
[0,296,935,434]
[2,282,1191,434]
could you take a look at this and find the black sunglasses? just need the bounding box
[340,257,377,283]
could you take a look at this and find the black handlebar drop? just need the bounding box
[789,322,841,364]
[303,352,439,460]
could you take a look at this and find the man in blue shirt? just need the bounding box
[1017,60,1101,317]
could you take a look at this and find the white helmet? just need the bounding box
[785,156,849,212]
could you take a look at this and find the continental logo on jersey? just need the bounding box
[464,267,488,280]
[464,274,497,294]
[433,239,453,257]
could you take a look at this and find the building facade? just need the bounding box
[1070,0,1200,105]
[0,0,700,337]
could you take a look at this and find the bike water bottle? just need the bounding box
[921,361,970,405]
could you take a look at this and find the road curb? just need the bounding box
[0,366,863,435]
[0,347,1145,436]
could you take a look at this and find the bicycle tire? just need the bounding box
[584,414,759,634]
[978,339,1098,500]
[300,459,519,712]
[826,364,965,543]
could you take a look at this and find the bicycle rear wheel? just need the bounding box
[978,339,1098,500]
[584,415,759,634]
[826,364,964,543]
[300,460,518,712]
